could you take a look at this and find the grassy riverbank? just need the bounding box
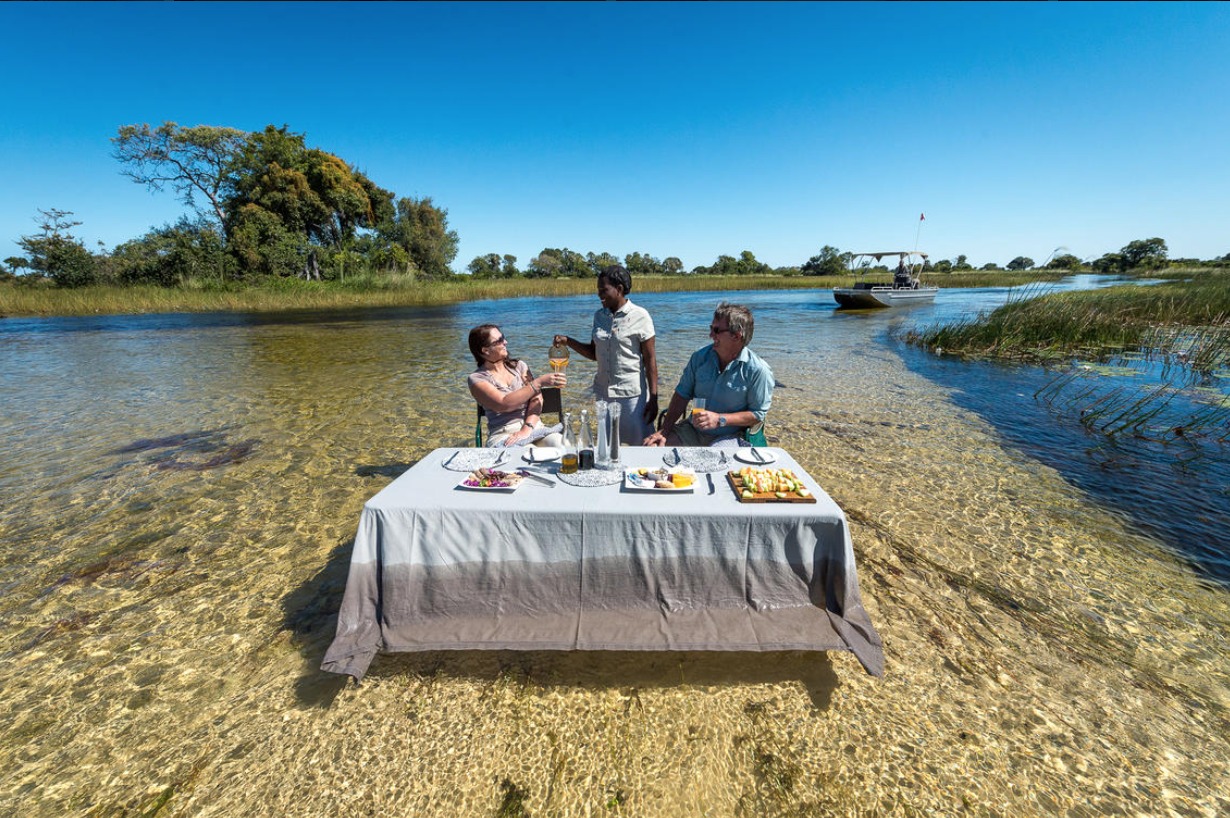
[904,268,1230,364]
[0,269,1064,317]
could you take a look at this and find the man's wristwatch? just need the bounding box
[718,415,727,427]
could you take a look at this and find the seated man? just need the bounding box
[643,302,773,448]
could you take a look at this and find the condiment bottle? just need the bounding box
[579,409,594,470]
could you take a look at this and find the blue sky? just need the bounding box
[2,1,1227,271]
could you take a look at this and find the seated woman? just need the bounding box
[467,324,566,448]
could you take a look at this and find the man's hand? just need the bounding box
[691,410,720,431]
[642,394,659,424]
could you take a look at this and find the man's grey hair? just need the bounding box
[715,302,754,345]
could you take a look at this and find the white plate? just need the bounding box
[734,449,778,465]
[623,470,695,492]
[523,446,562,463]
[456,470,524,491]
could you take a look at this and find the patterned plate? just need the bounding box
[441,449,522,472]
[556,467,624,487]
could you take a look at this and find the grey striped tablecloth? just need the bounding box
[322,447,883,680]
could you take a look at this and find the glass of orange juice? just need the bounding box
[691,397,707,425]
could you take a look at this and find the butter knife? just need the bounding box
[707,472,715,495]
[517,470,556,488]
[443,451,459,467]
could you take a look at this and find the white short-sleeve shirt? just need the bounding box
[592,299,655,399]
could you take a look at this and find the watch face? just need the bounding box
[718,415,726,427]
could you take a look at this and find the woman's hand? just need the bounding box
[535,372,566,390]
[507,424,534,446]
[643,430,666,447]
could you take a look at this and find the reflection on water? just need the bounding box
[1,278,1228,816]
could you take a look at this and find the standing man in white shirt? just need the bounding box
[553,265,660,444]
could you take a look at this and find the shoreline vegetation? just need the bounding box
[0,269,1067,318]
[904,268,1230,444]
[903,267,1230,363]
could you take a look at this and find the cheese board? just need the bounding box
[726,467,816,503]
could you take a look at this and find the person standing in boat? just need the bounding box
[643,302,773,448]
[894,260,912,289]
[552,264,660,445]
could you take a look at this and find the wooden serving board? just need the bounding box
[726,471,817,503]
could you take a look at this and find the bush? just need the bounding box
[20,235,97,287]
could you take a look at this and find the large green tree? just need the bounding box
[624,251,665,277]
[801,246,847,276]
[383,197,459,279]
[1121,237,1167,269]
[224,125,397,277]
[1006,256,1034,271]
[467,253,504,278]
[1047,254,1083,270]
[113,122,248,232]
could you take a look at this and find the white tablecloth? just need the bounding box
[322,447,883,679]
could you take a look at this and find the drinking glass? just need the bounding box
[548,342,569,388]
[691,397,707,425]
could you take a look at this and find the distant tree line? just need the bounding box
[463,245,855,279]
[2,122,458,288]
[5,134,1228,289]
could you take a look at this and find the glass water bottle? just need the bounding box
[559,411,579,474]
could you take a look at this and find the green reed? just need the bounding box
[1,270,1068,318]
[904,271,1230,363]
[905,271,1230,444]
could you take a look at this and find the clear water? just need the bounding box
[1,278,1227,816]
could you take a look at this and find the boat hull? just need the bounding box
[833,286,938,308]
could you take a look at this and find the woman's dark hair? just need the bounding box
[597,264,633,295]
[468,324,523,371]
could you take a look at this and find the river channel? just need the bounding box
[1,277,1227,816]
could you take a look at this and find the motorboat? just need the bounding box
[833,251,938,308]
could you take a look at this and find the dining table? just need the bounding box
[321,446,884,680]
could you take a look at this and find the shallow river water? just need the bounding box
[1,279,1227,817]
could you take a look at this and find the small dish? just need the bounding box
[457,469,524,491]
[524,446,562,463]
[734,449,778,465]
[624,467,696,492]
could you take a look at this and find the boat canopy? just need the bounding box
[854,251,928,262]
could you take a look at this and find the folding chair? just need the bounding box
[474,387,563,447]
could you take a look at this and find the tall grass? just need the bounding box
[904,271,1230,362]
[1,269,1067,318]
[904,270,1230,445]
